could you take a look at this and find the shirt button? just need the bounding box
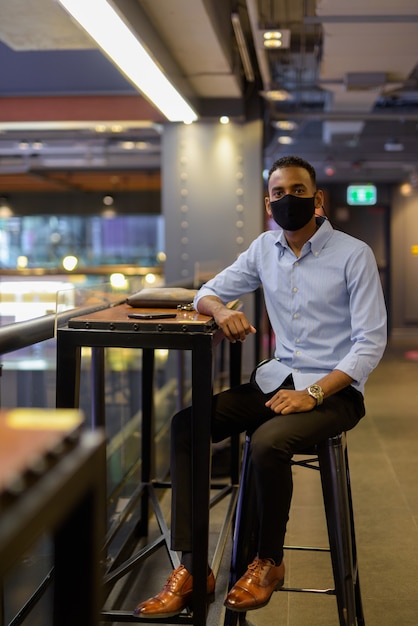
[293,313,299,319]
[296,338,301,343]
[292,287,298,293]
[295,350,301,355]
[294,368,300,373]
[314,251,319,256]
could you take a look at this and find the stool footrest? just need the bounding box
[100,610,194,623]
[280,586,336,596]
[284,544,330,553]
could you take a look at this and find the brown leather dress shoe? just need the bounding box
[133,564,215,618]
[224,557,285,612]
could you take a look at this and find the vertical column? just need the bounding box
[162,120,264,283]
[162,120,263,372]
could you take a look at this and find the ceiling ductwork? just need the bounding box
[0,0,417,188]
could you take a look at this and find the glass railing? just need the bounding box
[0,273,271,625]
[0,266,163,327]
[0,277,218,625]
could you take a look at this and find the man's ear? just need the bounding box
[265,196,272,217]
[314,189,324,208]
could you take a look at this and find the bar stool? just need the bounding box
[225,432,365,626]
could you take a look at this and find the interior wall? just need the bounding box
[391,187,418,335]
[325,181,418,337]
[324,185,390,258]
[324,184,390,316]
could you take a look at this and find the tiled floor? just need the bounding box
[118,336,418,626]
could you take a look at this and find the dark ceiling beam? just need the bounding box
[196,98,246,119]
[304,15,418,23]
[271,111,418,121]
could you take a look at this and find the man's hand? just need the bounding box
[196,295,256,343]
[265,370,354,414]
[265,388,316,414]
[213,308,256,343]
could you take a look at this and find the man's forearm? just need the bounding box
[315,369,354,399]
[196,295,228,316]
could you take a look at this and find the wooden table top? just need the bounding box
[67,302,217,332]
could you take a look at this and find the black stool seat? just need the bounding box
[225,432,365,626]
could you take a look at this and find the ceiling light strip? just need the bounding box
[231,13,255,83]
[57,0,197,124]
[245,0,272,90]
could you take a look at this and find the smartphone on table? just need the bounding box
[128,312,177,320]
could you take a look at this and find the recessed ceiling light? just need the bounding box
[261,90,292,102]
[273,120,297,131]
[261,29,291,49]
[264,35,282,49]
[278,136,294,145]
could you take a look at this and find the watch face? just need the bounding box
[308,384,324,404]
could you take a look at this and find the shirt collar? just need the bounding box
[275,216,333,256]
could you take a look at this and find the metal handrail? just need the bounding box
[0,279,198,357]
[0,304,124,356]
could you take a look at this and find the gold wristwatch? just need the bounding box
[307,384,324,406]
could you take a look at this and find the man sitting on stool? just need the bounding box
[134,155,387,617]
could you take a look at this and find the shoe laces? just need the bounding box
[165,565,186,590]
[247,558,275,579]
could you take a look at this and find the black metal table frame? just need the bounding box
[56,321,242,625]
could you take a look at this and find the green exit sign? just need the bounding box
[347,184,377,206]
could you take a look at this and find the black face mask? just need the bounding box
[270,194,315,231]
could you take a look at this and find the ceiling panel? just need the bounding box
[0,0,417,189]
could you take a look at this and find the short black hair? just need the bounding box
[268,156,317,187]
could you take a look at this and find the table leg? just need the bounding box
[137,348,155,537]
[91,347,105,428]
[191,335,213,626]
[56,333,81,408]
[53,491,100,625]
[229,341,242,484]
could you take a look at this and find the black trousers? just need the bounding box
[170,378,365,562]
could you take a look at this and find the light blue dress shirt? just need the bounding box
[195,218,387,395]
